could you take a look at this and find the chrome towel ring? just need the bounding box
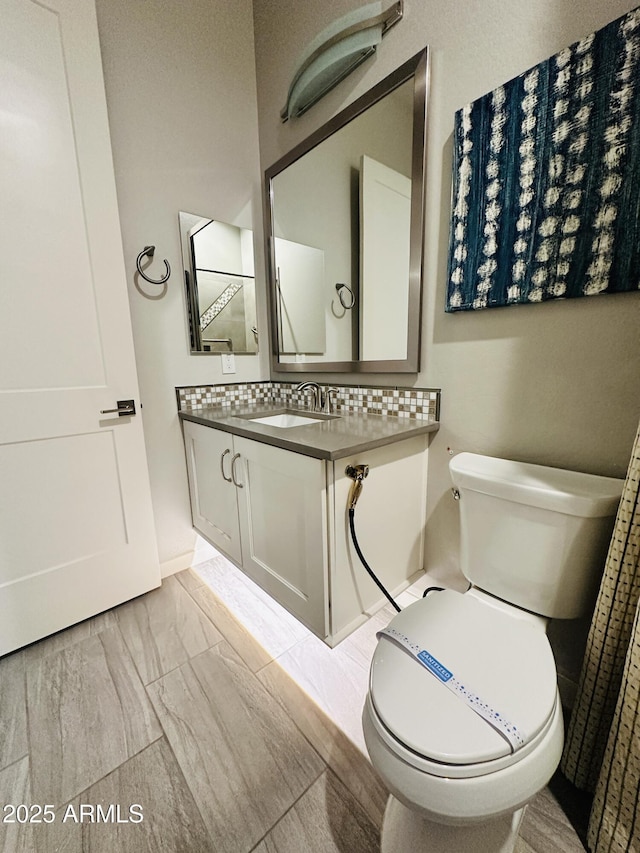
[335,282,355,309]
[136,245,171,285]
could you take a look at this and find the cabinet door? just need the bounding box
[182,421,242,563]
[234,437,328,638]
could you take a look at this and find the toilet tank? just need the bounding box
[449,452,624,619]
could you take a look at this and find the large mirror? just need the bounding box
[264,47,429,373]
[179,212,258,354]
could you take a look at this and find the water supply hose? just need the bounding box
[345,464,401,613]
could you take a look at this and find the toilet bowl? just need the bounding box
[364,589,564,824]
[362,452,624,852]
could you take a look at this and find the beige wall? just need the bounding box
[95,0,268,573]
[94,0,640,692]
[253,0,640,691]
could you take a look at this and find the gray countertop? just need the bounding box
[179,404,439,460]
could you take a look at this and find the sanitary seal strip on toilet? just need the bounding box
[368,590,557,765]
[376,625,526,752]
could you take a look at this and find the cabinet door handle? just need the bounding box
[231,453,243,488]
[220,449,232,482]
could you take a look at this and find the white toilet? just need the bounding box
[363,452,623,853]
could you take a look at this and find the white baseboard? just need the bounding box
[557,672,578,712]
[160,552,194,578]
[160,535,220,578]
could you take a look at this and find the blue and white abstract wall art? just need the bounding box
[446,7,640,312]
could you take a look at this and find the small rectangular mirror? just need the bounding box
[179,212,258,354]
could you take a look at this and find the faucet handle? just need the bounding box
[324,387,339,414]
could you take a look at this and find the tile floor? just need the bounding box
[0,555,589,852]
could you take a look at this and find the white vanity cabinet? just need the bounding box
[182,418,428,644]
[182,421,328,635]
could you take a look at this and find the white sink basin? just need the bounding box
[249,413,325,428]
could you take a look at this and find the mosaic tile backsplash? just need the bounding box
[176,381,440,421]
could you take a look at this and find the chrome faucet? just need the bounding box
[296,381,322,412]
[296,382,339,414]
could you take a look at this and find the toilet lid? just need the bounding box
[369,590,557,765]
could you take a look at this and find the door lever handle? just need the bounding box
[100,399,136,417]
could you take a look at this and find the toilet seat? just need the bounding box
[369,590,557,771]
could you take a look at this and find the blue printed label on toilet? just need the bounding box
[377,625,527,752]
[417,650,452,682]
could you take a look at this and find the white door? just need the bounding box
[0,0,160,655]
[274,237,326,355]
[359,155,411,361]
[182,421,242,564]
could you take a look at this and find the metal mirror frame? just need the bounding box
[264,46,429,374]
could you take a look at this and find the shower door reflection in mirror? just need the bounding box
[179,212,258,354]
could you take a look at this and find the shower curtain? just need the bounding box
[561,417,640,852]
